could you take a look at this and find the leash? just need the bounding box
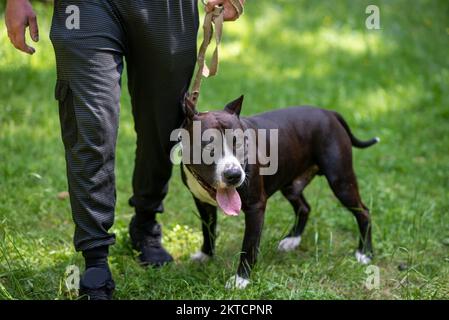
[185,4,225,109]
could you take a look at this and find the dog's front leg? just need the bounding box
[226,202,266,289]
[191,197,217,263]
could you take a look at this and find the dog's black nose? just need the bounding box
[223,168,242,185]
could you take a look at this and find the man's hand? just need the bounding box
[205,0,245,21]
[5,0,39,54]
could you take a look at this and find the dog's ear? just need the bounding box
[183,96,198,120]
[224,95,244,116]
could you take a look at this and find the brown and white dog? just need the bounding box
[178,96,379,289]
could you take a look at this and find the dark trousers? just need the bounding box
[50,0,199,251]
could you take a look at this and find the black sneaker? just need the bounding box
[129,216,174,267]
[79,267,115,300]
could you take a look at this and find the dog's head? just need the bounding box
[181,95,247,216]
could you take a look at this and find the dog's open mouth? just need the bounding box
[216,187,241,216]
[185,165,242,216]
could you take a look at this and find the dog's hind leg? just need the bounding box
[191,197,217,263]
[319,121,374,264]
[278,167,317,252]
[324,167,373,265]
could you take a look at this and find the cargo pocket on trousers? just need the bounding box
[55,80,78,149]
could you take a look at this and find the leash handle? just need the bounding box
[230,0,244,17]
[187,5,224,109]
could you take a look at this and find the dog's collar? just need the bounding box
[183,164,216,196]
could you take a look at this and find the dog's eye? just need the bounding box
[232,136,244,149]
[204,144,215,157]
[235,140,244,150]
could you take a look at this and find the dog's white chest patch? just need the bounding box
[183,165,217,206]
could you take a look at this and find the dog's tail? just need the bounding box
[333,112,380,149]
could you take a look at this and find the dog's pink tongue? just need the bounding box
[216,187,241,216]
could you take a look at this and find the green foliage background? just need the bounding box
[0,0,448,299]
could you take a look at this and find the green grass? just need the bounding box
[1,0,448,300]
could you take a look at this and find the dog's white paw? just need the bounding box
[225,275,250,290]
[190,251,211,263]
[278,236,301,252]
[355,250,372,265]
